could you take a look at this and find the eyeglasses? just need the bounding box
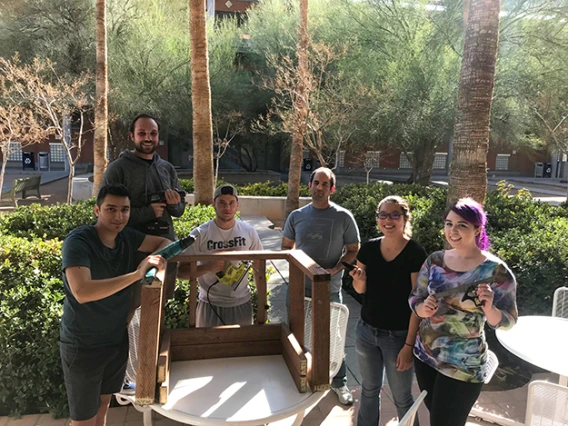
[377,212,403,220]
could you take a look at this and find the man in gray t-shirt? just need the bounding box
[282,167,360,405]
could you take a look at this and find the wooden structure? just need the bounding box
[134,250,331,406]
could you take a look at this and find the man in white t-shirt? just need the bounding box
[178,184,263,327]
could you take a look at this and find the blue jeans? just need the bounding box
[356,320,417,426]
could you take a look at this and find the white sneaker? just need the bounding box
[331,385,353,405]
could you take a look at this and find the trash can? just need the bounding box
[38,152,50,171]
[534,162,544,178]
[543,162,552,178]
[22,152,35,170]
[302,158,313,171]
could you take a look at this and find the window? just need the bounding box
[50,143,66,163]
[302,149,310,159]
[399,152,412,169]
[433,152,448,170]
[7,142,22,161]
[495,154,510,171]
[337,150,345,168]
[365,151,380,168]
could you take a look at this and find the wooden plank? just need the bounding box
[171,250,290,263]
[308,279,330,391]
[171,339,281,361]
[158,376,169,405]
[157,330,171,384]
[288,262,305,348]
[288,250,330,283]
[189,262,197,328]
[281,324,307,393]
[280,324,307,376]
[171,324,281,346]
[135,283,162,405]
[253,259,267,324]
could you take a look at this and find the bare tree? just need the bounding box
[213,111,244,186]
[0,56,92,203]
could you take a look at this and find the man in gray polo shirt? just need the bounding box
[282,167,360,405]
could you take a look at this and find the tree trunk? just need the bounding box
[0,148,8,200]
[67,165,75,204]
[285,0,309,218]
[190,0,214,205]
[448,0,500,205]
[93,0,108,195]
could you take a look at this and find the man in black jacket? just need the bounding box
[102,113,186,301]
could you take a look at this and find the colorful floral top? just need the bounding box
[409,251,518,383]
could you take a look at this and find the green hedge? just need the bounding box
[179,179,310,197]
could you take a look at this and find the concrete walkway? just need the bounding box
[0,215,546,426]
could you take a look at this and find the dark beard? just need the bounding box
[134,143,156,155]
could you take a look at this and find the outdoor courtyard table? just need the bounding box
[496,315,568,386]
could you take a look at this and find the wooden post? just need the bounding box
[189,261,198,328]
[135,282,162,405]
[309,278,330,391]
[288,262,305,348]
[254,259,267,324]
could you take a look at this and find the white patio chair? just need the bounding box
[484,350,499,384]
[303,297,349,378]
[396,390,427,426]
[552,286,568,319]
[525,380,568,425]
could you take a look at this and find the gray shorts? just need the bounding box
[196,300,253,327]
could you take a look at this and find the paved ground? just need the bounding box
[0,173,561,425]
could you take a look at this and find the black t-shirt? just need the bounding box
[60,225,146,348]
[357,238,427,330]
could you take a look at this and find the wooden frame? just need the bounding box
[134,250,330,405]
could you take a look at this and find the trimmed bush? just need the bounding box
[179,179,310,197]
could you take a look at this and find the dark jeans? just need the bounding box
[414,358,483,426]
[356,320,417,426]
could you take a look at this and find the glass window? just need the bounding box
[433,152,447,170]
[495,154,510,171]
[399,152,412,169]
[7,142,22,161]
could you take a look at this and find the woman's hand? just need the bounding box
[349,266,366,281]
[396,345,414,371]
[416,295,439,318]
[476,284,495,311]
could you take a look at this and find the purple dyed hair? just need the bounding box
[444,197,490,250]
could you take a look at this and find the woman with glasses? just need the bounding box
[409,198,517,426]
[349,196,427,426]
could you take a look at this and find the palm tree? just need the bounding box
[447,0,500,205]
[190,0,214,205]
[285,0,309,217]
[93,0,108,194]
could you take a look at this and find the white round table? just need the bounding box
[151,355,326,426]
[496,316,568,386]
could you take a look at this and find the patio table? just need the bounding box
[496,315,568,386]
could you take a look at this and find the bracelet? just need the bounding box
[405,343,413,348]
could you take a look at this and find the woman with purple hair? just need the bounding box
[408,198,518,426]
